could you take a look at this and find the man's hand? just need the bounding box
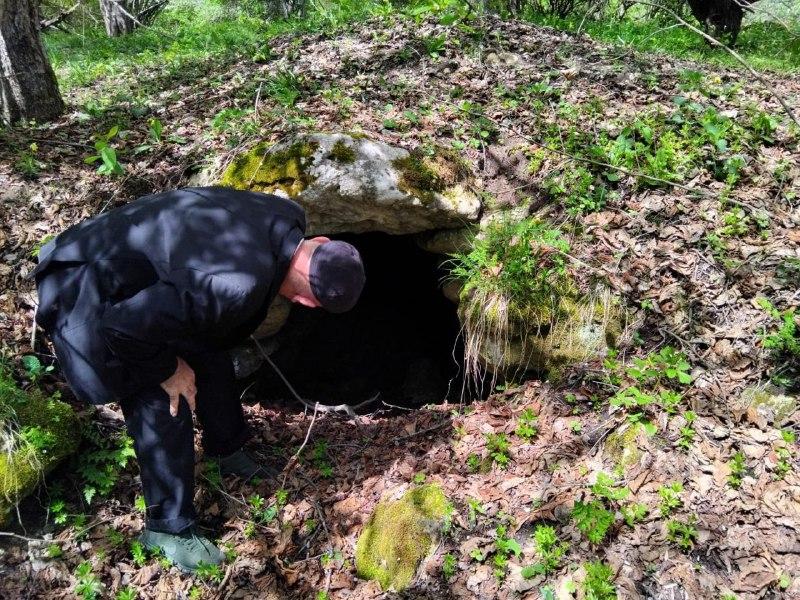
[160,357,197,417]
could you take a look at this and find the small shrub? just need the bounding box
[485,433,511,468]
[74,561,103,600]
[583,560,617,600]
[666,516,698,551]
[728,451,746,489]
[572,500,614,544]
[515,408,538,441]
[659,481,683,516]
[521,524,568,578]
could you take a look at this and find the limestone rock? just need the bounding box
[355,484,450,591]
[219,134,481,235]
[740,385,797,427]
[415,227,475,255]
[472,293,622,376]
[0,380,80,524]
[252,296,292,339]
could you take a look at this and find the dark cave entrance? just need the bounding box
[256,232,482,408]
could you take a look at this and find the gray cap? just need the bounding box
[309,240,365,313]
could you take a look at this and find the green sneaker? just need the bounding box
[139,527,224,573]
[217,449,277,481]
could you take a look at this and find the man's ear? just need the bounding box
[292,294,321,308]
[311,236,331,244]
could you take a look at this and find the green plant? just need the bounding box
[720,207,749,236]
[610,386,656,410]
[442,552,457,578]
[310,440,334,477]
[583,561,617,600]
[678,411,696,451]
[131,539,147,567]
[85,126,125,176]
[46,543,63,559]
[265,70,303,107]
[485,433,511,468]
[467,497,486,525]
[775,429,795,479]
[626,347,692,385]
[466,453,481,473]
[115,587,137,600]
[492,525,522,578]
[195,561,224,583]
[248,491,286,525]
[49,498,69,525]
[658,390,682,415]
[188,586,203,600]
[659,482,683,516]
[515,408,538,441]
[423,33,447,57]
[572,500,614,544]
[621,502,648,527]
[413,472,426,484]
[521,524,568,578]
[74,561,103,600]
[451,217,573,381]
[721,593,737,600]
[590,472,630,503]
[16,143,42,178]
[728,451,746,489]
[20,355,54,384]
[758,298,800,356]
[666,516,698,551]
[75,423,136,504]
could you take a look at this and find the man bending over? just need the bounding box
[32,186,365,571]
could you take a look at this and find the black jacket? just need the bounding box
[33,187,306,405]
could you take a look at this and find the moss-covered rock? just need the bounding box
[355,484,450,591]
[740,385,797,427]
[604,423,644,470]
[219,140,319,197]
[469,290,622,376]
[0,378,80,524]
[216,133,481,235]
[392,147,470,206]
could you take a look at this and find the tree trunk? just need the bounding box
[99,0,137,36]
[0,0,64,126]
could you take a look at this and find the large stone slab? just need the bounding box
[218,133,481,235]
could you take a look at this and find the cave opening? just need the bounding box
[255,232,488,408]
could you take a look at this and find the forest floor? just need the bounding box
[1,11,800,600]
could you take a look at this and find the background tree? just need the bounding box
[99,0,168,36]
[0,0,64,125]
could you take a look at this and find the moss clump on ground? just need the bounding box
[219,140,319,197]
[0,377,80,524]
[392,147,470,204]
[605,423,644,470]
[355,484,450,591]
[327,139,356,163]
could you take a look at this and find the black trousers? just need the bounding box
[119,350,248,534]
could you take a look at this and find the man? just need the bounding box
[32,186,365,571]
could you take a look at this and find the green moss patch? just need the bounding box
[219,140,319,197]
[0,378,80,524]
[355,484,450,591]
[327,139,356,163]
[605,424,644,470]
[392,147,470,204]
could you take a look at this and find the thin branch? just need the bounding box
[40,3,80,31]
[251,336,379,417]
[280,401,319,489]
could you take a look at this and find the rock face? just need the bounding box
[0,379,80,524]
[355,484,450,591]
[740,385,797,427]
[466,291,622,377]
[219,133,481,235]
